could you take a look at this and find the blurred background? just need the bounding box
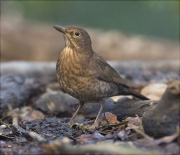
[1,1,179,61]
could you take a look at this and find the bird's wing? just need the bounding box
[90,53,129,88]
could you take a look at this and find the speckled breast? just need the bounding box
[56,49,118,102]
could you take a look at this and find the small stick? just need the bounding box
[9,107,47,142]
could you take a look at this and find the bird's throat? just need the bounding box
[62,45,92,68]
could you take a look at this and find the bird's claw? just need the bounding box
[68,120,74,127]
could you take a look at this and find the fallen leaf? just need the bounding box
[104,112,119,124]
[126,116,140,127]
[21,110,45,121]
[76,134,92,144]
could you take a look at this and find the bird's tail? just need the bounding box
[118,84,149,100]
[127,88,149,100]
[119,87,149,100]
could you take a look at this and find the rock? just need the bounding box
[81,97,157,121]
[111,95,132,102]
[0,73,52,115]
[34,90,78,116]
[111,97,157,120]
[0,74,31,113]
[141,83,167,100]
[142,80,179,138]
[34,91,155,122]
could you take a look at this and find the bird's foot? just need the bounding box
[68,120,74,127]
[68,118,100,131]
[68,122,86,132]
[85,122,100,130]
[87,124,96,130]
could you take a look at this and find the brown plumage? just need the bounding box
[54,25,149,128]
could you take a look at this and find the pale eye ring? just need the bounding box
[75,31,81,36]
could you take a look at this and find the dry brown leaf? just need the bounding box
[21,110,45,121]
[104,112,119,124]
[76,134,92,144]
[126,117,138,126]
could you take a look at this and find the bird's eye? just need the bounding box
[75,31,81,36]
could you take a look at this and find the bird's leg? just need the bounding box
[93,99,106,128]
[68,101,85,126]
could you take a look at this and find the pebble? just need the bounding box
[141,83,167,100]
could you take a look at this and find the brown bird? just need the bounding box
[54,25,149,128]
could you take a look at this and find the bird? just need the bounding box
[54,25,149,128]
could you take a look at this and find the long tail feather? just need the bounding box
[128,89,149,100]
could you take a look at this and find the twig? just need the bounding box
[9,108,47,142]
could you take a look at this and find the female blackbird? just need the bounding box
[54,25,149,128]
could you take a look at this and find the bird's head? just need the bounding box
[54,25,92,50]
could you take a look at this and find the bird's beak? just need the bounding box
[53,25,65,34]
